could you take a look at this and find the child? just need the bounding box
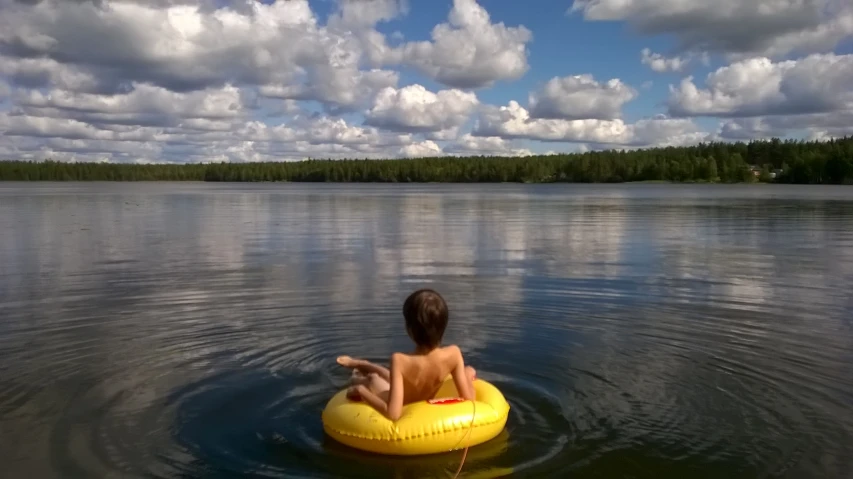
[336,288,477,421]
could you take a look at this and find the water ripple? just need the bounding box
[1,183,852,478]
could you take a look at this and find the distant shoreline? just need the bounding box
[2,136,851,184]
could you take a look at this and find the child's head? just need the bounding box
[402,288,448,350]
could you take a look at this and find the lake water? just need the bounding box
[1,182,852,479]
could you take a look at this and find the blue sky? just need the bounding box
[0,0,851,162]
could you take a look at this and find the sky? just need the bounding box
[0,0,851,163]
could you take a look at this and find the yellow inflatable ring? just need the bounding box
[322,377,510,455]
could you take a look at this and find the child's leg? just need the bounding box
[346,370,367,400]
[337,355,391,382]
[347,372,390,401]
[348,369,368,385]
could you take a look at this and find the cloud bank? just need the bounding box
[0,0,850,163]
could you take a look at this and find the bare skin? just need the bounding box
[336,345,476,421]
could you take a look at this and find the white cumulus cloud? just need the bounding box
[364,84,479,132]
[385,0,533,89]
[668,53,853,117]
[570,0,853,60]
[718,111,853,141]
[327,0,407,31]
[473,101,708,147]
[399,140,443,158]
[0,0,399,110]
[528,74,637,120]
[17,83,244,121]
[445,133,533,157]
[641,48,697,73]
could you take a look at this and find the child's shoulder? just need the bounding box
[390,345,464,364]
[436,344,463,358]
[430,345,465,367]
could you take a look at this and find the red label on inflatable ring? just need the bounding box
[427,398,465,405]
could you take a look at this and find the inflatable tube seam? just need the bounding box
[324,414,505,441]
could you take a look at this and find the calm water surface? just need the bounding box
[1,183,853,479]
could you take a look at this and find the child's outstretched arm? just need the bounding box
[336,355,391,382]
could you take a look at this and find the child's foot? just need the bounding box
[346,386,362,401]
[336,355,357,368]
[349,369,368,386]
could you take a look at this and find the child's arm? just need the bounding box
[351,353,405,421]
[386,353,405,420]
[449,346,475,401]
[336,356,391,382]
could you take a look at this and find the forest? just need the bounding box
[1,136,852,184]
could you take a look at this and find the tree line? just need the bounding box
[1,136,852,184]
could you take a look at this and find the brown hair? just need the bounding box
[402,289,448,349]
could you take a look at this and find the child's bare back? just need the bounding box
[337,346,476,405]
[394,346,476,403]
[335,289,476,421]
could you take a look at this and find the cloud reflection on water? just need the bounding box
[0,184,852,478]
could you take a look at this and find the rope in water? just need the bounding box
[450,398,476,479]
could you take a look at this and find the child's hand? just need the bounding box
[336,356,356,368]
